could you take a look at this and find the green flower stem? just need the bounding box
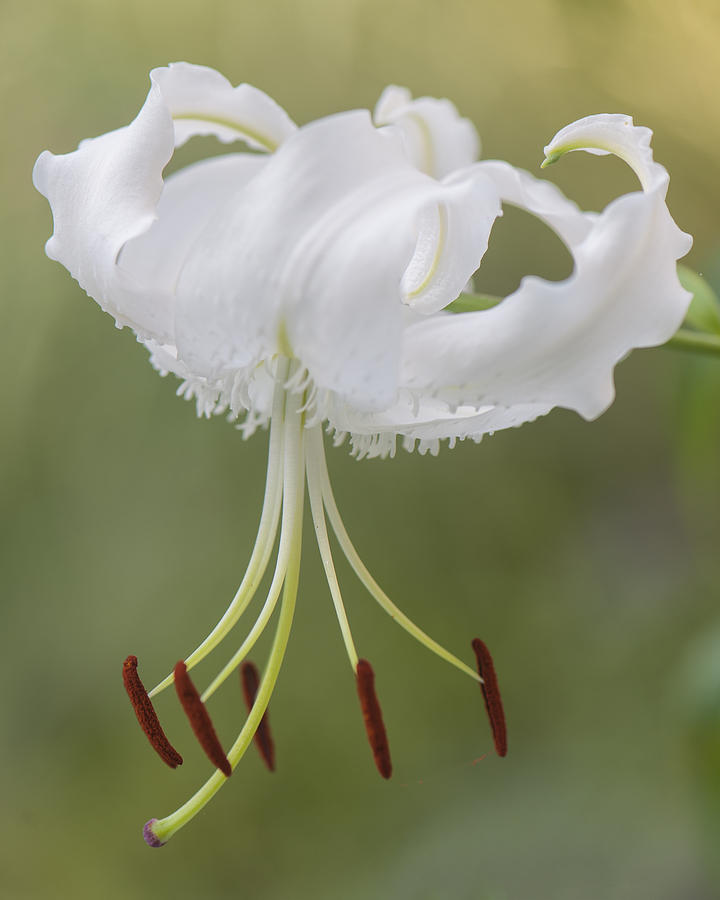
[665,328,720,357]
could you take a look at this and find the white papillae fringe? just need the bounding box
[149,347,491,459]
[323,423,485,461]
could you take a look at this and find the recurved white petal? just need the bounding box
[120,152,267,320]
[151,62,297,151]
[374,85,480,178]
[33,79,176,340]
[399,160,692,422]
[400,167,501,314]
[33,65,290,343]
[543,113,658,191]
[172,111,414,402]
[325,389,552,458]
[476,160,595,249]
[172,111,498,411]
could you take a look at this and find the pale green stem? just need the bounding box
[665,328,720,357]
[305,425,359,671]
[150,359,289,698]
[148,382,305,846]
[317,434,480,684]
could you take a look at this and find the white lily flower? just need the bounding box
[33,63,691,847]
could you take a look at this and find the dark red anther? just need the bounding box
[122,655,183,768]
[472,638,507,757]
[355,659,392,779]
[173,660,232,777]
[240,661,276,772]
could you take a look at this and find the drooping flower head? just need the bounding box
[33,63,691,846]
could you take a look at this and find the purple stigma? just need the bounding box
[143,819,165,848]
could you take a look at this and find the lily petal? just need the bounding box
[401,167,501,315]
[325,391,552,459]
[476,160,595,249]
[33,64,294,342]
[151,62,297,152]
[374,85,480,178]
[33,79,175,340]
[397,119,691,423]
[543,113,656,191]
[120,153,268,333]
[172,111,498,411]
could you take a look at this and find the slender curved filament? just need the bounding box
[147,379,306,846]
[314,427,480,684]
[306,425,359,671]
[150,359,290,698]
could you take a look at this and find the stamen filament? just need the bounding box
[240,661,276,771]
[199,548,287,702]
[315,430,480,684]
[201,383,302,700]
[149,359,290,698]
[122,655,183,768]
[144,380,306,847]
[306,426,359,670]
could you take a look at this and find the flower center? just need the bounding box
[123,357,506,847]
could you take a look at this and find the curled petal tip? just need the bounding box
[143,819,165,848]
[543,113,659,191]
[540,151,561,169]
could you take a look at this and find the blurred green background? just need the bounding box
[2,0,720,897]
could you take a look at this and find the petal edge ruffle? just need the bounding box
[374,85,480,178]
[33,65,296,343]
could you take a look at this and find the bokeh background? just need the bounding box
[2,0,720,897]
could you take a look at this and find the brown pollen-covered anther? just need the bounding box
[355,658,392,779]
[240,661,276,772]
[122,655,183,769]
[174,660,232,777]
[472,638,508,757]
